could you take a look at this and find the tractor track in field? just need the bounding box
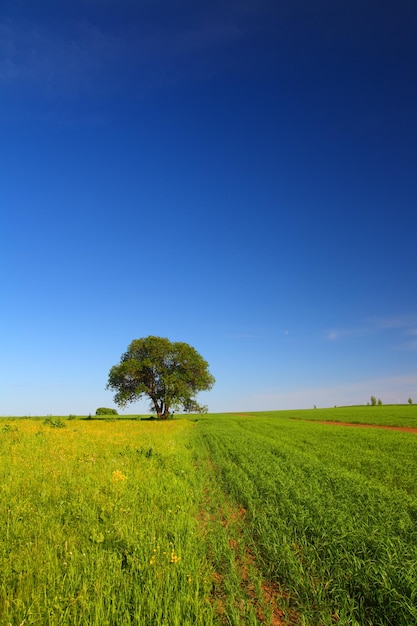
[197,457,298,625]
[233,414,417,434]
[298,420,417,434]
[199,502,295,626]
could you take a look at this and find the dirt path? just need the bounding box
[306,420,417,434]
[235,414,417,434]
[197,457,297,625]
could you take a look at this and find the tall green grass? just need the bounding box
[197,413,417,625]
[1,409,416,625]
[0,420,215,625]
[0,418,277,625]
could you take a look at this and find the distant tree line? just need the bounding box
[368,397,414,406]
[369,396,382,406]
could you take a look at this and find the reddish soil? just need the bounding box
[234,414,417,434]
[215,505,290,626]
[312,420,417,434]
[197,467,296,625]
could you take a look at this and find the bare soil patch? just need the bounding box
[197,460,298,625]
[310,420,417,434]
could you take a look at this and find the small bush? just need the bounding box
[43,418,66,428]
[95,407,118,416]
[1,424,18,434]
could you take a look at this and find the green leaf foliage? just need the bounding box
[106,336,215,419]
[95,407,118,415]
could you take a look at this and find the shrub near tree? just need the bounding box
[107,336,215,419]
[96,407,118,416]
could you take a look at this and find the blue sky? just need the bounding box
[1,0,416,415]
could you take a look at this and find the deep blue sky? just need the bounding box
[1,0,416,414]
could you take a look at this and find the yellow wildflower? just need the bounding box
[170,549,181,564]
[111,470,127,483]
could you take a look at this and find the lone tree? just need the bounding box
[107,336,215,419]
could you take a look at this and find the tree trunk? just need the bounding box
[161,405,170,419]
[150,395,163,419]
[151,398,170,419]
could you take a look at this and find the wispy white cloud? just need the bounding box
[228,374,417,411]
[325,327,367,341]
[0,17,111,95]
[398,328,417,351]
[0,8,246,100]
[367,314,417,332]
[325,314,417,348]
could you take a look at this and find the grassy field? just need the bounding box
[0,406,416,625]
[225,404,417,428]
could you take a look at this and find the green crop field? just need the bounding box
[261,404,417,428]
[0,406,416,625]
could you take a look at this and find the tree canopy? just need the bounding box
[106,336,215,419]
